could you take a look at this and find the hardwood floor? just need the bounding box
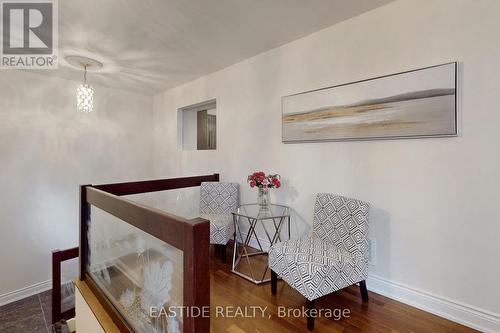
[0,248,480,333]
[210,246,478,333]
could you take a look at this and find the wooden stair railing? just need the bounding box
[52,246,79,324]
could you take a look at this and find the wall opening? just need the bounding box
[177,99,217,150]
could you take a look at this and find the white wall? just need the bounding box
[0,71,154,302]
[152,0,500,329]
[180,109,198,150]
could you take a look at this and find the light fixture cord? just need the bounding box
[83,64,88,83]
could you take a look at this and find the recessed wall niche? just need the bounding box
[177,99,217,150]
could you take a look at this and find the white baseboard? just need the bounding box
[367,274,500,333]
[0,279,52,306]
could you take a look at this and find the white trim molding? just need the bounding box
[367,274,500,333]
[0,279,52,306]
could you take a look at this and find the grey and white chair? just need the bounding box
[199,182,239,262]
[268,193,370,330]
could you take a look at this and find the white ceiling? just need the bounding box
[46,0,393,95]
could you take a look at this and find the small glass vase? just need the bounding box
[257,187,270,209]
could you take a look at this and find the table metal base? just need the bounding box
[231,205,290,284]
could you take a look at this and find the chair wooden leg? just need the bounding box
[359,280,369,302]
[219,244,227,263]
[306,299,315,331]
[271,270,277,295]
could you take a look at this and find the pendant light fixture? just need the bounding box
[76,64,94,113]
[65,56,103,113]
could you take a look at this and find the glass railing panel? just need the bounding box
[60,257,78,313]
[125,186,201,220]
[88,205,184,333]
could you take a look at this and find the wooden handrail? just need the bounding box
[93,173,219,196]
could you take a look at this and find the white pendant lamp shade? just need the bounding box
[65,56,103,113]
[77,83,95,113]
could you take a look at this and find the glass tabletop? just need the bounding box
[232,204,290,219]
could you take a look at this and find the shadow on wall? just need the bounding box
[368,206,392,279]
[274,177,311,239]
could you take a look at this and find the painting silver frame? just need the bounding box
[282,62,457,143]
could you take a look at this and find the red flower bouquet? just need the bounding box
[247,171,281,189]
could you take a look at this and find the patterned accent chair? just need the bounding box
[268,193,370,330]
[199,182,239,262]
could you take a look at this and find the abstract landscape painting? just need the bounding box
[282,62,457,142]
